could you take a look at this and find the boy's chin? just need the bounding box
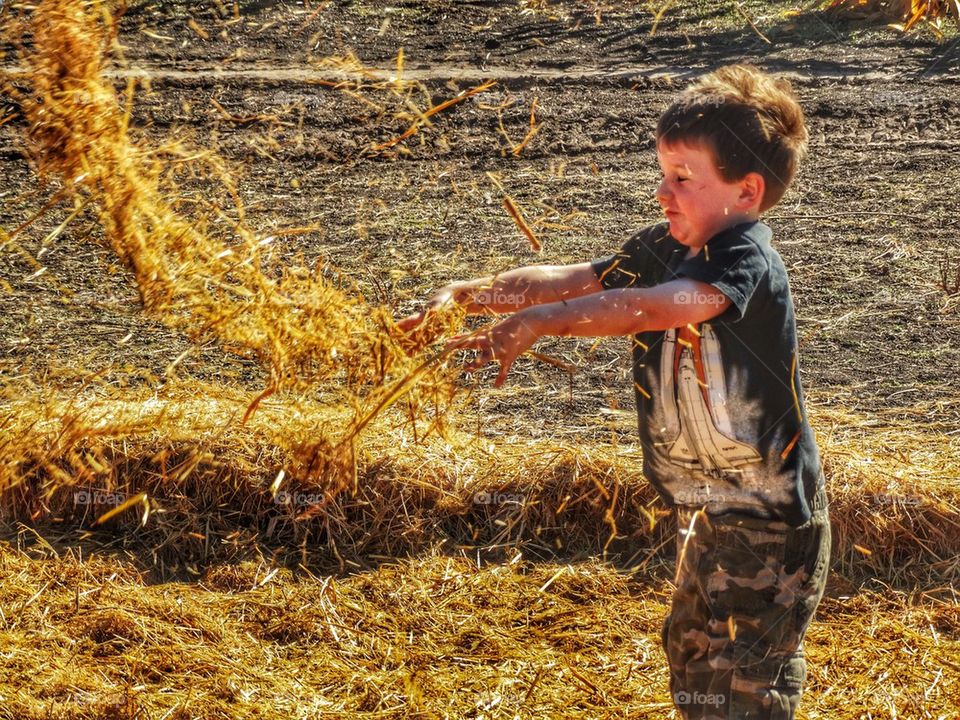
[666,221,692,244]
[667,221,711,248]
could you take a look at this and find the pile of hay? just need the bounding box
[2,377,958,589]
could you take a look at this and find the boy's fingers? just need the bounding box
[445,331,489,353]
[494,361,511,388]
[464,358,491,374]
[446,336,514,385]
[444,335,470,353]
[396,312,424,332]
[464,357,488,373]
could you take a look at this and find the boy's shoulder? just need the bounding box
[697,220,791,280]
[708,220,773,251]
[593,221,676,289]
[677,220,792,323]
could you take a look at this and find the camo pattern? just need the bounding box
[662,484,831,719]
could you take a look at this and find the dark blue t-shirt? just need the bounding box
[591,221,822,526]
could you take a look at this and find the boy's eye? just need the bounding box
[676,176,689,183]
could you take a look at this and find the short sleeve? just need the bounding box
[591,223,671,290]
[674,228,770,323]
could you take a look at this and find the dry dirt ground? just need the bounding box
[1,1,959,718]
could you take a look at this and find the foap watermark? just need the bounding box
[674,691,725,708]
[868,87,943,111]
[673,489,732,506]
[673,290,727,307]
[275,491,325,507]
[473,289,527,309]
[67,90,101,107]
[473,491,525,506]
[696,93,733,109]
[870,492,923,507]
[74,490,126,506]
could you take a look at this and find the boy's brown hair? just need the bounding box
[656,65,808,212]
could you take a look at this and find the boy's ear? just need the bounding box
[737,172,765,211]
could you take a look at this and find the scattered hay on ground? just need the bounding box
[0,3,958,717]
[0,543,956,719]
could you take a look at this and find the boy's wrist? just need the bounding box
[447,280,473,300]
[520,304,550,337]
[449,278,493,312]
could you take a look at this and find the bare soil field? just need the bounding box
[1,1,959,718]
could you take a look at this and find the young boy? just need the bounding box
[400,65,831,720]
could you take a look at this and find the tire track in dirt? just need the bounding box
[6,62,959,86]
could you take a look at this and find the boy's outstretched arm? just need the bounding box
[398,262,602,331]
[454,278,731,387]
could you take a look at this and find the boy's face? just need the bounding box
[655,140,762,250]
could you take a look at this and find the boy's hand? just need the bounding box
[397,284,459,333]
[449,311,540,388]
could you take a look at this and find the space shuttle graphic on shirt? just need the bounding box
[660,324,761,480]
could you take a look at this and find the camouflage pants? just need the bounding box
[663,484,831,720]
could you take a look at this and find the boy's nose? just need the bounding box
[655,178,671,205]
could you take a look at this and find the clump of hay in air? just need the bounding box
[2,0,463,501]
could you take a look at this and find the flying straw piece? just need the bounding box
[512,96,543,156]
[780,430,801,460]
[823,0,959,30]
[525,350,575,373]
[187,18,209,40]
[140,28,174,41]
[209,97,280,125]
[734,2,771,43]
[370,79,496,153]
[538,565,569,592]
[651,0,678,35]
[502,196,541,252]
